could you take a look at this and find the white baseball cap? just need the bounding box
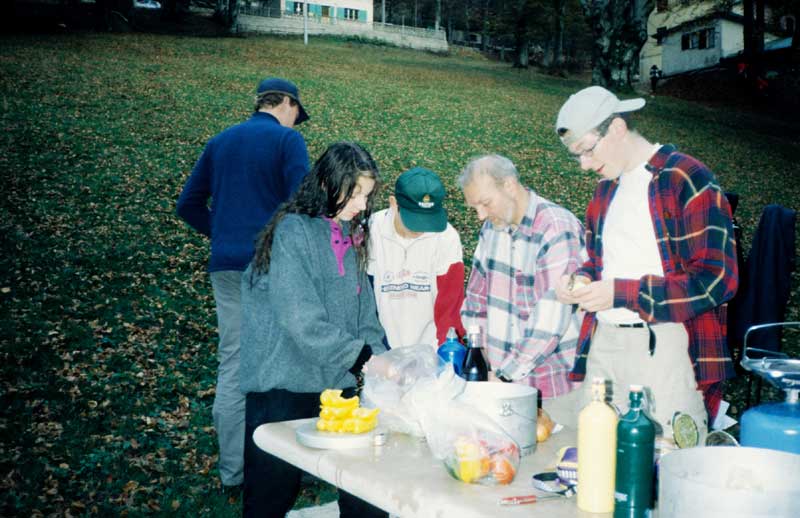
[555,86,645,146]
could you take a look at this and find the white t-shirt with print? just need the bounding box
[367,208,463,348]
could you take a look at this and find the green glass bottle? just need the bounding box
[613,385,655,518]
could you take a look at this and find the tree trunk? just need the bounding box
[580,0,655,88]
[481,0,490,51]
[743,0,754,59]
[448,10,454,42]
[435,0,441,31]
[754,0,765,55]
[513,0,529,68]
[541,39,553,67]
[229,0,238,31]
[516,40,530,67]
[214,0,226,22]
[552,0,565,68]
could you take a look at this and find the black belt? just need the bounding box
[611,322,656,356]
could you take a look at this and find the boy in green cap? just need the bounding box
[368,167,466,348]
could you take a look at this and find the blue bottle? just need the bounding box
[740,393,800,455]
[437,327,465,376]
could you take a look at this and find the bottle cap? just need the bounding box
[630,384,644,392]
[372,431,387,447]
[446,327,457,340]
[590,379,606,398]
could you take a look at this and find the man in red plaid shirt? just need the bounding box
[554,86,738,440]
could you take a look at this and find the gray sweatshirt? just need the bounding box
[240,214,386,394]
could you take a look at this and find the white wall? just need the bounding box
[661,20,722,76]
[720,18,745,56]
[238,14,448,53]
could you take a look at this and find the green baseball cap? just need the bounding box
[395,167,447,233]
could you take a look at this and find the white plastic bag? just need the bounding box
[362,346,464,436]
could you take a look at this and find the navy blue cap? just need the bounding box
[256,77,309,125]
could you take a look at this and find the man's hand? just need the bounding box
[555,273,590,304]
[571,279,614,313]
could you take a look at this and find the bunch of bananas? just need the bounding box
[316,389,379,434]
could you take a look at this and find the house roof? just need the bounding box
[764,36,793,51]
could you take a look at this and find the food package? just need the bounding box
[316,389,379,434]
[555,446,578,487]
[420,399,521,485]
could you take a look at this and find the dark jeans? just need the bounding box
[243,388,388,518]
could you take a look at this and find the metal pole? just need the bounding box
[303,1,308,45]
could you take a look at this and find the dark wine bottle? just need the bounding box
[462,324,488,382]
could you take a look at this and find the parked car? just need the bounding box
[133,0,161,9]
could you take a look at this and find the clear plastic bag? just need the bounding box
[362,346,520,485]
[361,345,441,436]
[419,398,521,485]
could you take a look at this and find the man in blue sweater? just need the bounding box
[176,77,310,493]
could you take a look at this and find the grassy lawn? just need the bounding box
[1,31,799,516]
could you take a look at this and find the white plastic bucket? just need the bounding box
[659,446,800,518]
[458,382,538,455]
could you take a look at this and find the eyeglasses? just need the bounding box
[570,134,603,162]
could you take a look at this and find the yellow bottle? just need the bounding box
[577,378,618,513]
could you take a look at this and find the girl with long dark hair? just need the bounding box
[239,142,388,518]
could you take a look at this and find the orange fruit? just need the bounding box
[490,455,516,485]
[537,408,555,442]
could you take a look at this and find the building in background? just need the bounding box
[283,0,372,24]
[640,0,780,79]
[240,0,371,23]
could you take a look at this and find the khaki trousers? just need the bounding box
[579,321,707,440]
[542,386,582,430]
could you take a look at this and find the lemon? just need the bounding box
[319,389,359,408]
[457,458,483,483]
[672,412,699,448]
[320,406,354,420]
[454,438,490,483]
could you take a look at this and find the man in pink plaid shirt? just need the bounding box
[459,154,587,428]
